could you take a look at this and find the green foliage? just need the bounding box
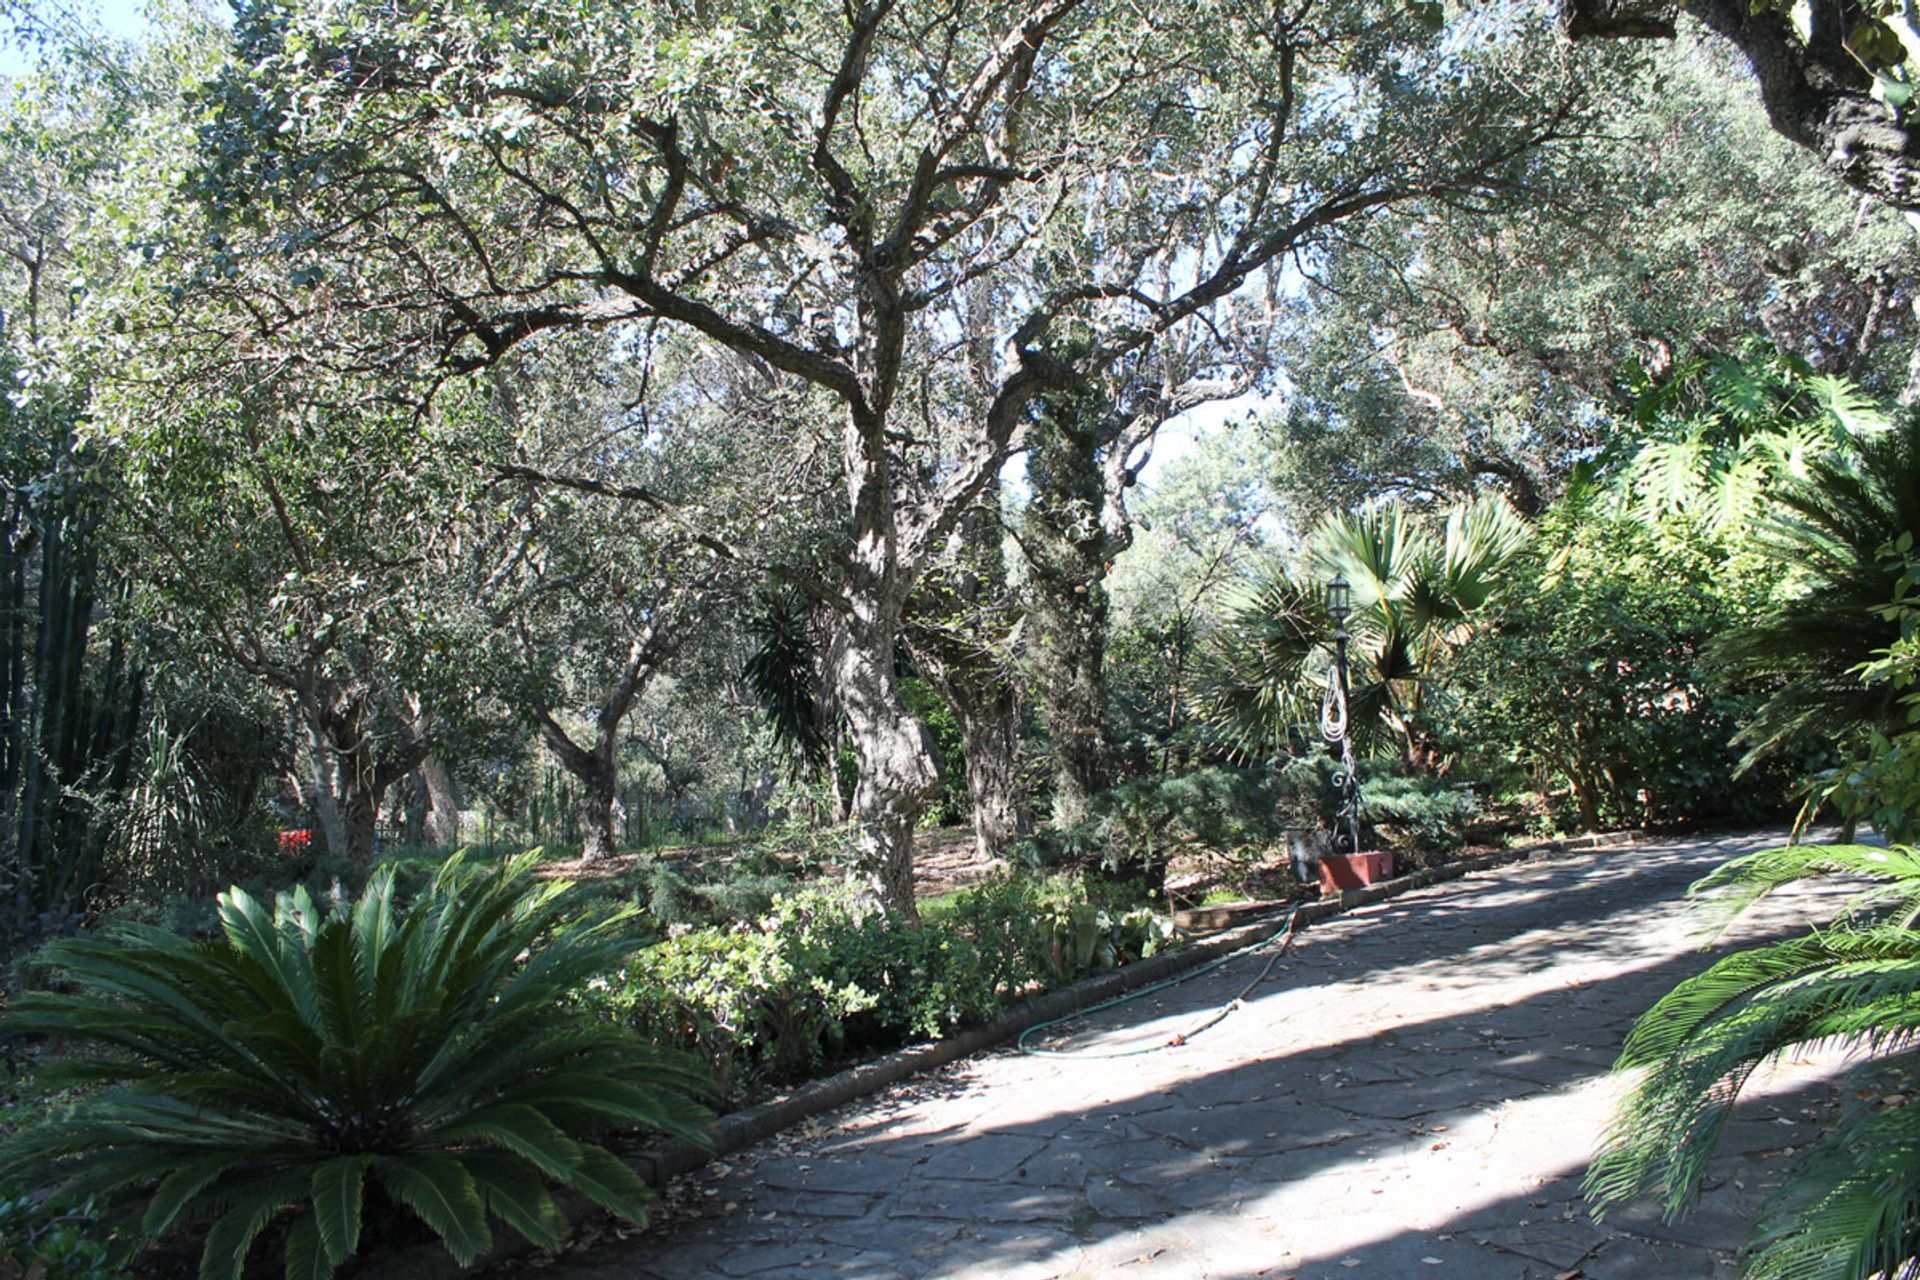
[1711,412,1920,765]
[1039,900,1175,980]
[1209,494,1528,765]
[1260,49,1920,529]
[1447,501,1786,831]
[742,591,830,777]
[1018,767,1290,883]
[1801,731,1920,842]
[0,854,710,1277]
[1018,758,1473,881]
[1607,345,1878,538]
[0,1190,115,1280]
[1357,768,1478,856]
[1588,843,1920,1279]
[900,677,969,828]
[594,877,1171,1102]
[592,892,878,1098]
[1795,530,1920,840]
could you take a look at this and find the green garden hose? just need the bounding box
[1015,903,1305,1059]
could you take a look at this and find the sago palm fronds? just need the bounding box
[0,853,710,1279]
[1711,416,1920,765]
[1587,842,1920,1280]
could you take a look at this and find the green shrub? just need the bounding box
[1040,900,1175,979]
[1358,768,1477,855]
[0,854,709,1279]
[0,1191,114,1280]
[1445,505,1786,831]
[591,897,875,1098]
[635,860,801,928]
[1018,767,1287,883]
[597,876,1174,1099]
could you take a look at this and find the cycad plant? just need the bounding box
[1710,414,1920,765]
[0,853,709,1278]
[1587,842,1920,1279]
[1209,493,1528,764]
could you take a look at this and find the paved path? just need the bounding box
[555,831,1857,1280]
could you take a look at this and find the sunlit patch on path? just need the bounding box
[534,831,1856,1280]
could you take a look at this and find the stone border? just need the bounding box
[370,828,1644,1278]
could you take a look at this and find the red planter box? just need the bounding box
[1319,851,1394,895]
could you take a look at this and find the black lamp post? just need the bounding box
[1321,573,1361,858]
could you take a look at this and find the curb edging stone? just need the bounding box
[370,828,1644,1277]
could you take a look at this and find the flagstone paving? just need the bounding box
[546,831,1860,1280]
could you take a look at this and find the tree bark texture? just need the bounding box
[834,582,943,925]
[299,686,427,865]
[907,635,1026,859]
[419,753,461,846]
[538,715,623,863]
[530,600,690,863]
[1023,384,1124,829]
[905,489,1029,860]
[1568,0,1920,212]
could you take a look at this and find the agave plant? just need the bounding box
[0,853,709,1279]
[1587,842,1920,1279]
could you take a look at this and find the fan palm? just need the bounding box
[0,853,709,1279]
[1710,415,1920,765]
[1587,842,1920,1279]
[1209,494,1527,762]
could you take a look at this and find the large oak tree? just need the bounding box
[181,0,1606,917]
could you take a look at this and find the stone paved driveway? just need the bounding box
[551,831,1858,1280]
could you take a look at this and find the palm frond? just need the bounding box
[0,855,712,1274]
[1589,840,1920,1280]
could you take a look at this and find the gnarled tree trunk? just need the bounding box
[537,713,623,862]
[298,683,428,865]
[834,581,944,924]
[906,488,1029,860]
[530,603,693,864]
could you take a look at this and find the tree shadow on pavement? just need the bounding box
[565,831,1852,1280]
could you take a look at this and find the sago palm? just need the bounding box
[1711,415,1920,765]
[0,853,710,1279]
[1587,842,1920,1279]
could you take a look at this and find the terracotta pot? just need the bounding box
[1318,851,1394,895]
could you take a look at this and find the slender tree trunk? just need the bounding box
[419,754,461,846]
